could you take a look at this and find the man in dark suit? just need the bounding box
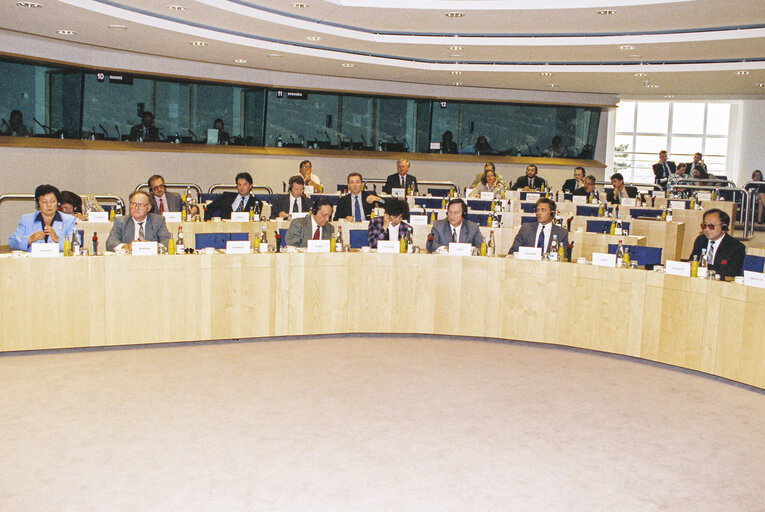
[106,190,170,251]
[383,158,417,194]
[148,175,183,214]
[572,175,599,201]
[511,164,546,191]
[509,197,569,255]
[426,198,484,253]
[334,172,382,221]
[689,209,745,279]
[562,167,586,193]
[285,197,334,247]
[128,111,160,141]
[686,152,708,177]
[652,150,676,189]
[270,175,312,219]
[606,173,638,204]
[204,172,262,220]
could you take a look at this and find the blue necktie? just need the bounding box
[354,196,362,221]
[537,227,545,250]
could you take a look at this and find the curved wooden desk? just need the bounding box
[1,253,763,388]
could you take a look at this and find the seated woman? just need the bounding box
[469,167,505,198]
[367,198,411,249]
[59,190,86,221]
[691,166,710,180]
[9,184,77,252]
[747,170,765,224]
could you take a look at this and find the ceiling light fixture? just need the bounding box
[234,58,247,64]
[56,29,75,35]
[756,83,765,88]
[17,2,42,7]
[547,84,559,88]
[307,36,321,41]
[448,46,463,51]
[452,82,462,86]
[445,11,464,17]
[341,63,355,67]
[619,45,635,51]
[108,24,127,29]
[634,73,647,77]
[539,72,553,77]
[190,41,207,46]
[597,9,616,15]
[291,2,308,7]
[628,54,642,58]
[451,71,462,75]
[267,53,282,58]
[645,84,659,88]
[736,71,750,76]
[167,5,186,11]
[664,95,674,98]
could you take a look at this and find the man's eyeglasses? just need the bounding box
[701,223,719,230]
[130,202,151,209]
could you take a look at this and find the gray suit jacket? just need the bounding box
[150,191,183,214]
[509,222,569,254]
[106,213,171,251]
[270,193,312,219]
[284,214,334,248]
[426,219,484,253]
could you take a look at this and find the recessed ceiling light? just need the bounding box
[17,1,42,7]
[307,36,321,41]
[547,84,559,88]
[598,9,616,15]
[645,84,660,88]
[267,53,282,58]
[445,11,464,17]
[664,95,674,98]
[619,45,635,51]
[736,71,750,76]
[451,71,462,75]
[234,58,247,64]
[190,41,207,46]
[452,82,463,86]
[450,54,463,57]
[756,83,765,88]
[539,72,553,77]
[108,24,127,30]
[56,29,75,35]
[448,46,463,51]
[167,5,186,11]
[634,73,647,77]
[628,54,642,58]
[291,2,308,7]
[341,63,355,68]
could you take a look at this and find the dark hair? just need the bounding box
[347,172,363,182]
[753,169,763,180]
[704,208,730,230]
[147,174,164,189]
[299,160,311,168]
[312,196,332,214]
[384,198,409,218]
[677,163,687,170]
[480,169,497,186]
[584,175,597,184]
[35,184,60,205]
[610,173,624,182]
[288,175,305,190]
[659,150,667,156]
[10,109,22,118]
[447,198,466,215]
[141,111,154,119]
[693,167,710,180]
[484,162,496,172]
[214,118,223,125]
[526,164,538,173]
[536,197,556,212]
[59,191,82,213]
[235,172,253,185]
[574,166,585,173]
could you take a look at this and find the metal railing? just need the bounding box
[667,183,753,238]
[669,176,736,188]
[595,181,662,192]
[207,184,274,195]
[134,183,203,196]
[362,178,460,195]
[743,181,765,234]
[0,193,125,213]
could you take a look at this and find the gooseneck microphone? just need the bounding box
[33,117,51,134]
[187,129,198,141]
[99,124,109,138]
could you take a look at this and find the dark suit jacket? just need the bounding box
[511,175,545,191]
[128,123,159,141]
[426,219,484,253]
[606,186,638,204]
[652,161,676,185]
[270,194,312,219]
[105,213,170,251]
[284,215,334,247]
[689,233,745,278]
[150,191,183,214]
[562,179,583,193]
[383,173,417,195]
[334,191,379,221]
[205,192,262,220]
[509,222,569,254]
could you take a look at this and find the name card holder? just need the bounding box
[88,212,109,222]
[225,240,251,254]
[480,192,494,201]
[307,240,330,252]
[304,185,315,195]
[526,193,540,202]
[572,195,587,204]
[665,260,691,276]
[653,191,666,198]
[409,215,428,225]
[669,200,687,210]
[132,241,158,255]
[621,198,637,207]
[230,212,250,222]
[448,242,472,256]
[390,188,405,198]
[697,192,712,201]
[516,246,542,261]
[744,270,765,288]
[163,212,182,222]
[592,252,616,267]
[291,212,309,219]
[377,240,399,253]
[31,242,60,257]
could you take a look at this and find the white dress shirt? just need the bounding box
[290,195,303,214]
[535,222,552,251]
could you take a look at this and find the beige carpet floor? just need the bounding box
[1,335,764,511]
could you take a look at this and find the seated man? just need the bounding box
[426,198,484,253]
[509,197,569,255]
[334,172,382,221]
[606,173,638,204]
[511,164,545,191]
[59,190,86,221]
[367,198,411,248]
[106,190,170,251]
[3,109,30,137]
[271,175,312,219]
[205,172,262,220]
[128,111,160,141]
[686,152,708,177]
[299,160,323,193]
[572,175,599,200]
[562,167,586,193]
[148,174,183,214]
[285,197,335,247]
[689,208,745,279]
[383,158,418,194]
[652,150,676,189]
[212,118,230,144]
[9,184,77,252]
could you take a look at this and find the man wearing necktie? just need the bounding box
[105,190,170,251]
[383,159,418,195]
[511,164,546,191]
[284,197,335,247]
[334,172,382,221]
[204,172,261,220]
[148,175,183,214]
[426,198,484,253]
[689,208,745,279]
[652,150,676,190]
[509,197,569,255]
[270,175,312,219]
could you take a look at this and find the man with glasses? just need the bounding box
[689,208,745,279]
[106,190,170,251]
[509,197,569,255]
[148,175,182,214]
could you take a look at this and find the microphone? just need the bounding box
[402,138,409,149]
[290,135,295,143]
[360,134,367,147]
[324,130,331,142]
[33,117,51,134]
[91,126,97,139]
[115,125,121,140]
[1,118,8,129]
[158,131,165,140]
[99,124,108,138]
[393,136,400,143]
[282,181,287,193]
[187,128,198,141]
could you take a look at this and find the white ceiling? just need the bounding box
[1,0,764,96]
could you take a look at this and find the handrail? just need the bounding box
[743,180,765,236]
[596,181,662,192]
[0,193,126,213]
[134,183,203,196]
[207,184,274,195]
[362,178,460,195]
[669,176,736,188]
[666,184,753,238]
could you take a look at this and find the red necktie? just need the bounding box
[313,226,320,240]
[159,198,165,214]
